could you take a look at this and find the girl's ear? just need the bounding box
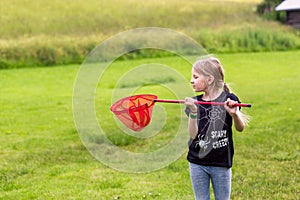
[207,75,214,86]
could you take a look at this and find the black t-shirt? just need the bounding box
[185,92,240,168]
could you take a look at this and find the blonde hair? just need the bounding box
[192,55,230,93]
[193,55,251,125]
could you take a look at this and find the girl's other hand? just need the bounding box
[185,97,197,113]
[224,98,238,116]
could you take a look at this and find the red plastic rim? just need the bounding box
[110,94,158,131]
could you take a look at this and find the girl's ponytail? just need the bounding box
[223,82,231,94]
[224,82,250,125]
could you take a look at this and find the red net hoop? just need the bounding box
[110,94,157,132]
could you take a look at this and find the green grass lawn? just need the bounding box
[1,51,299,199]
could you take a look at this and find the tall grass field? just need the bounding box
[1,0,300,68]
[1,51,299,199]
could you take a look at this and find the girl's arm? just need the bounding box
[188,113,198,139]
[185,97,198,139]
[224,98,245,132]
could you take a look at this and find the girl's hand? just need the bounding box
[224,98,245,132]
[224,98,238,116]
[185,97,197,113]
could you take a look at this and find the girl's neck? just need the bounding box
[203,87,223,101]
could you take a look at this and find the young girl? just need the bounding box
[184,56,249,200]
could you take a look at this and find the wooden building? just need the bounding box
[275,0,300,29]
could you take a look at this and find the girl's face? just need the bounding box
[190,68,208,92]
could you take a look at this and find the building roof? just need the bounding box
[275,0,300,11]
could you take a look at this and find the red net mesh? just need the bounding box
[110,94,157,132]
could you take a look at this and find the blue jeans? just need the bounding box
[189,162,231,200]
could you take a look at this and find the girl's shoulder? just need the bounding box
[227,93,238,100]
[226,92,240,102]
[193,92,240,102]
[194,94,203,101]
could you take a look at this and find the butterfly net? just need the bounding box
[110,94,157,132]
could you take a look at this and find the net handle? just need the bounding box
[153,99,251,107]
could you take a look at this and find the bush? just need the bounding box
[1,27,300,69]
[257,0,286,23]
[198,27,300,53]
[0,35,99,69]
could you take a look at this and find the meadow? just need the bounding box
[1,50,299,199]
[1,0,300,68]
[1,0,300,199]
